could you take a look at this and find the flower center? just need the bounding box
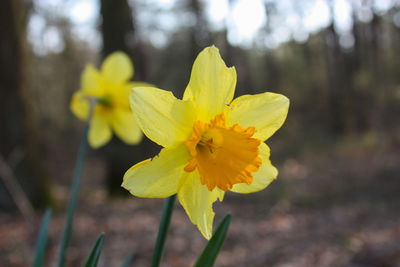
[184,113,262,191]
[97,95,113,107]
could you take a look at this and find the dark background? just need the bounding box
[0,0,399,266]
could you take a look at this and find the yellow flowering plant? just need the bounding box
[123,46,289,239]
[31,47,288,267]
[70,51,150,148]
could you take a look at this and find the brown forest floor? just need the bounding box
[1,134,400,267]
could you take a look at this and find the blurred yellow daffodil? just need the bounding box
[70,51,150,148]
[122,46,289,239]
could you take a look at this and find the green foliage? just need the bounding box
[32,208,52,267]
[121,252,134,267]
[151,195,176,267]
[84,233,105,267]
[194,214,231,267]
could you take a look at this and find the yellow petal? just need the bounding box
[111,108,143,145]
[130,87,196,147]
[114,81,153,109]
[70,91,90,120]
[226,92,289,141]
[88,115,112,148]
[183,46,236,122]
[101,51,133,84]
[122,144,190,197]
[109,82,154,110]
[81,64,102,96]
[178,170,224,239]
[230,142,278,194]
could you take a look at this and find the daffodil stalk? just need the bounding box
[58,98,96,267]
[151,194,176,267]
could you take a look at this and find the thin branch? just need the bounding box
[0,152,35,226]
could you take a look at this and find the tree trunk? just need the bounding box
[100,0,156,195]
[0,0,53,209]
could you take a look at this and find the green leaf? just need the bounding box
[32,208,52,267]
[194,214,231,267]
[84,233,105,267]
[121,251,134,267]
[151,194,176,267]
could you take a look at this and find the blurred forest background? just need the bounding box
[0,0,400,266]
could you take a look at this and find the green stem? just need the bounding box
[151,194,176,267]
[58,101,95,267]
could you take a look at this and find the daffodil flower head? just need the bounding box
[70,51,150,148]
[122,46,290,239]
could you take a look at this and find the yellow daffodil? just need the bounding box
[70,51,150,148]
[122,46,289,239]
